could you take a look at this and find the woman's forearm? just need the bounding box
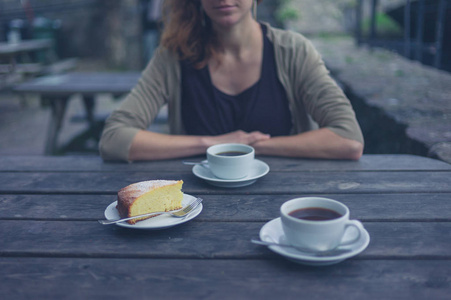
[128,131,207,161]
[128,128,363,161]
[128,130,271,161]
[252,128,363,160]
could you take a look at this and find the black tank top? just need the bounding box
[181,24,292,136]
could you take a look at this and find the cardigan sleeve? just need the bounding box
[294,37,364,144]
[99,48,175,162]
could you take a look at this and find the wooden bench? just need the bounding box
[0,63,44,75]
[0,40,78,91]
[42,57,79,74]
[0,58,78,76]
[13,71,141,154]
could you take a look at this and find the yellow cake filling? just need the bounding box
[117,180,183,224]
[129,182,183,221]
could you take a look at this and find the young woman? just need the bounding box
[99,0,364,162]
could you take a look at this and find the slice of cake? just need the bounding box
[116,180,183,224]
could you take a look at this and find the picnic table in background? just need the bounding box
[0,39,77,90]
[0,154,450,299]
[13,71,141,155]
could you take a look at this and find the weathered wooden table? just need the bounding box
[0,154,450,299]
[0,39,56,89]
[13,72,141,154]
[0,39,55,67]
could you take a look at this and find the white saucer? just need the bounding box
[192,159,269,188]
[104,193,203,230]
[259,218,370,266]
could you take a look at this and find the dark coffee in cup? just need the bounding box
[281,197,363,251]
[216,151,247,156]
[289,207,342,221]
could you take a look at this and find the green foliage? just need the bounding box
[275,0,300,23]
[276,7,300,22]
[394,69,405,77]
[362,12,403,38]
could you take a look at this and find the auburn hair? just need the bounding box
[160,0,262,69]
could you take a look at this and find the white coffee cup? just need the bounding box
[206,143,255,180]
[280,197,363,252]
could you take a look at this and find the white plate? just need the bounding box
[104,193,203,230]
[259,218,370,266]
[192,159,269,188]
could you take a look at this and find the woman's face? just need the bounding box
[201,0,254,28]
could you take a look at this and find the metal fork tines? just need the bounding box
[98,197,203,225]
[171,197,203,217]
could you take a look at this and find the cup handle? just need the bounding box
[339,220,363,246]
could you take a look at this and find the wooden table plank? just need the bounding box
[1,193,451,222]
[13,72,141,96]
[1,171,450,194]
[0,40,54,56]
[0,258,450,300]
[1,221,450,259]
[0,155,450,172]
[0,154,449,299]
[0,258,451,300]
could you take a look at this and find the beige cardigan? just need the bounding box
[99,23,363,161]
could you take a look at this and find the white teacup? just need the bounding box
[206,143,254,180]
[280,197,363,252]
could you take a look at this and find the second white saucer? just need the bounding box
[259,218,370,266]
[192,159,269,188]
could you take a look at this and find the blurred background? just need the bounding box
[0,0,450,163]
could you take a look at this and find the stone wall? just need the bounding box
[311,36,451,163]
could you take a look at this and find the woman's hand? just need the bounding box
[202,130,271,147]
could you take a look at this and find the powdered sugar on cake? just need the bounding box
[119,180,179,198]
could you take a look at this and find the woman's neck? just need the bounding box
[207,17,264,95]
[213,17,261,59]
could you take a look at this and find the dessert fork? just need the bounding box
[98,197,203,225]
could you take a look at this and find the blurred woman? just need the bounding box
[99,0,364,162]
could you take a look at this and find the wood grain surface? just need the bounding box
[0,155,450,299]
